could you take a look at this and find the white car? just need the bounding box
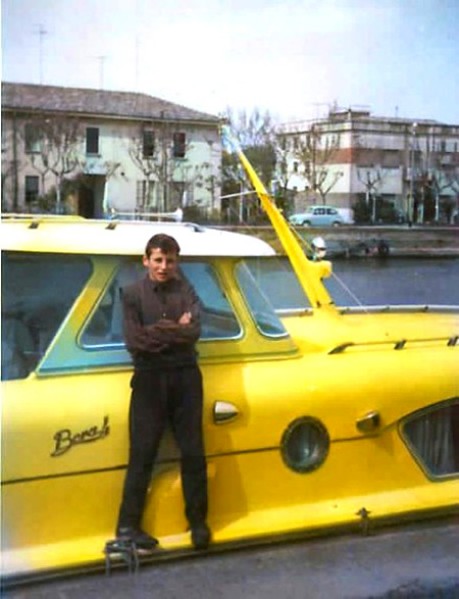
[288,206,345,227]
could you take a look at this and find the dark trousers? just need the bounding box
[117,365,208,532]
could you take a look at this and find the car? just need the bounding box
[288,205,345,226]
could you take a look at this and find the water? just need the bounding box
[327,257,459,307]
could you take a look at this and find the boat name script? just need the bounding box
[51,416,110,457]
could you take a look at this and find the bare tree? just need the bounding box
[418,148,459,223]
[99,160,122,213]
[271,140,297,214]
[357,165,386,223]
[1,157,20,211]
[128,125,161,211]
[223,108,277,222]
[176,162,206,204]
[26,113,84,212]
[293,124,342,204]
[225,107,276,150]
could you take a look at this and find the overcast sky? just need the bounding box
[2,0,458,124]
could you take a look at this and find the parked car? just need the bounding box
[288,206,344,226]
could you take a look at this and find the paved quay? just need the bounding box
[4,520,459,599]
[224,225,459,257]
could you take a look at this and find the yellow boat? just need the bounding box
[1,137,458,584]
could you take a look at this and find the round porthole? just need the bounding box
[281,417,329,473]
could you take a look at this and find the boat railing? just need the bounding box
[329,334,458,354]
[276,304,459,316]
[337,304,459,314]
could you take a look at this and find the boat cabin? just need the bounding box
[1,214,458,583]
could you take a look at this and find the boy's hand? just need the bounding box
[178,312,192,325]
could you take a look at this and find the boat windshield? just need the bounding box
[236,261,289,337]
[243,256,312,312]
[244,256,353,311]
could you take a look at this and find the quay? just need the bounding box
[222,225,459,258]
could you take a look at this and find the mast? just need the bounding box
[222,126,333,310]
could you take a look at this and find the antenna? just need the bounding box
[135,37,139,92]
[134,0,141,92]
[96,56,107,89]
[35,24,48,84]
[312,103,331,119]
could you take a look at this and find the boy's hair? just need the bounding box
[145,234,181,258]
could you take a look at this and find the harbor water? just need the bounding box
[327,257,459,307]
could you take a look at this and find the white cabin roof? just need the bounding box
[0,217,275,257]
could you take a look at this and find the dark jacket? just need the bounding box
[122,275,201,369]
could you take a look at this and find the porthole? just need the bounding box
[281,417,329,473]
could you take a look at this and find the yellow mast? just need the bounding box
[222,125,334,310]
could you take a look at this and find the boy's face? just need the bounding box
[143,248,178,283]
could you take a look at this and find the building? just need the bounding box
[277,109,459,224]
[1,82,222,219]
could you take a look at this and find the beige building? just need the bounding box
[1,82,222,219]
[277,109,459,223]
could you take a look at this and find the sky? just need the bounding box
[2,0,459,125]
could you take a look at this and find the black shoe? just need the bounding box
[116,526,159,551]
[191,523,211,550]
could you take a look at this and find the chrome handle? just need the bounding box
[213,401,239,424]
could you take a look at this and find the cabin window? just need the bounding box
[401,399,459,478]
[181,263,241,339]
[236,261,289,337]
[81,259,241,348]
[244,257,311,312]
[1,252,92,380]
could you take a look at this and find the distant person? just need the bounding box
[116,233,210,551]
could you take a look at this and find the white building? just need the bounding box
[1,82,222,219]
[277,109,459,223]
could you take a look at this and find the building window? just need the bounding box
[173,132,186,158]
[86,127,99,154]
[143,129,155,157]
[170,181,185,209]
[25,124,41,153]
[25,175,39,203]
[136,180,155,210]
[1,125,7,153]
[136,180,147,210]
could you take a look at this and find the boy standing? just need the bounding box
[116,233,210,550]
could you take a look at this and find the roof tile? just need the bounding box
[1,82,220,124]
